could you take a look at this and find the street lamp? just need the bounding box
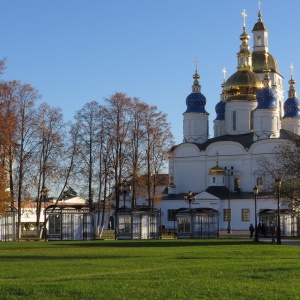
[225,166,234,233]
[119,180,131,208]
[41,186,49,200]
[184,191,195,209]
[253,186,259,242]
[275,178,281,245]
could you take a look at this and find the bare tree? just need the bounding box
[31,103,65,237]
[74,101,103,204]
[257,139,300,209]
[140,105,174,207]
[13,81,41,240]
[104,93,132,210]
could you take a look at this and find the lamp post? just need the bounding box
[184,191,195,209]
[275,178,281,245]
[119,180,131,208]
[225,166,234,233]
[253,186,259,242]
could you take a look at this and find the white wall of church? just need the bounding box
[282,119,300,135]
[225,101,257,135]
[171,139,288,195]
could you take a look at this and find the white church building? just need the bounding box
[156,7,299,236]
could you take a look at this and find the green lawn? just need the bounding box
[0,239,299,300]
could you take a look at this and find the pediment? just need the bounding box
[195,191,220,200]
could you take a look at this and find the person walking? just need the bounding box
[249,223,254,238]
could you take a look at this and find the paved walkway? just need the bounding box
[259,238,300,246]
[219,230,300,246]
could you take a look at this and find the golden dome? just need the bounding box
[252,52,280,74]
[223,70,262,101]
[209,164,225,175]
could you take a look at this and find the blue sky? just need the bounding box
[1,0,300,145]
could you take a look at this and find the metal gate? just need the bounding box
[0,209,17,241]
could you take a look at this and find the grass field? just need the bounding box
[0,239,300,300]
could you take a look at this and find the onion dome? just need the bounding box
[252,53,280,74]
[185,70,208,114]
[252,10,267,32]
[256,72,276,109]
[223,11,262,101]
[283,77,300,118]
[215,101,226,120]
[215,72,226,121]
[209,164,225,175]
[209,151,225,175]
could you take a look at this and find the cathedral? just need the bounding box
[159,6,300,236]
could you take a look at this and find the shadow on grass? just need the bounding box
[52,239,258,248]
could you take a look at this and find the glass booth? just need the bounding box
[46,204,94,241]
[0,208,17,241]
[259,209,299,237]
[176,208,219,239]
[116,207,161,240]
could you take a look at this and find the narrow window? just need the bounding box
[242,209,250,221]
[257,36,261,46]
[257,177,263,187]
[250,110,254,130]
[234,178,240,192]
[233,111,236,130]
[224,209,231,221]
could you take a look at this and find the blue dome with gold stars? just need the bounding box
[215,101,225,120]
[283,78,300,118]
[185,93,207,113]
[184,70,208,114]
[256,72,276,109]
[256,87,276,109]
[283,97,300,118]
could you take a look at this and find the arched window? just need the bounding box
[213,177,216,184]
[257,177,263,187]
[233,111,236,131]
[234,178,240,192]
[257,36,261,46]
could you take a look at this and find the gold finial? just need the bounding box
[222,67,227,83]
[242,9,247,29]
[258,0,262,21]
[290,63,294,79]
[193,58,200,84]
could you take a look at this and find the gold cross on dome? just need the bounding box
[222,67,227,82]
[290,63,294,79]
[194,57,199,72]
[242,9,247,28]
